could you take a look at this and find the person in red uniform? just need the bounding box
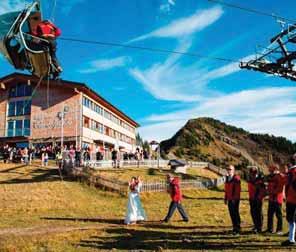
[36,20,62,72]
[247,166,266,233]
[282,155,296,246]
[225,165,241,235]
[163,174,189,222]
[266,164,284,234]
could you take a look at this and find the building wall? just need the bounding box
[82,127,134,151]
[30,84,81,141]
[83,106,135,139]
[0,74,138,150]
[0,88,8,137]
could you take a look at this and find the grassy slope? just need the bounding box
[0,163,291,252]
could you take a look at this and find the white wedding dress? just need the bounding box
[124,183,147,224]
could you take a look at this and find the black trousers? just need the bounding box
[48,39,60,68]
[249,200,263,231]
[267,201,283,232]
[228,200,241,232]
[164,201,188,221]
[286,202,296,223]
[40,38,60,69]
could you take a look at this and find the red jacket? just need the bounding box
[224,175,241,201]
[169,177,182,202]
[285,166,296,205]
[267,172,284,204]
[36,21,61,38]
[248,176,266,201]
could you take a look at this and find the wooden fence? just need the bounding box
[83,159,209,169]
[72,167,225,195]
[207,163,228,176]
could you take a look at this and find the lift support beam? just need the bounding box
[240,23,296,82]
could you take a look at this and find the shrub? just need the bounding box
[148,168,157,176]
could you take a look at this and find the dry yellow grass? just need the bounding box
[94,165,217,183]
[0,162,291,251]
[186,167,220,179]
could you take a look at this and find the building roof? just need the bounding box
[0,72,140,127]
[168,159,187,167]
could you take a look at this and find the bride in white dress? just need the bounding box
[124,176,147,225]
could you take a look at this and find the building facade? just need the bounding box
[0,73,139,156]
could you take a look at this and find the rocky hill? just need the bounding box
[160,117,296,170]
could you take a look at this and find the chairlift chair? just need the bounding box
[0,1,60,79]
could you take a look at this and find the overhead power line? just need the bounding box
[60,37,240,63]
[208,0,296,24]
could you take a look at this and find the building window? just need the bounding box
[7,121,14,137]
[8,101,16,116]
[99,124,104,134]
[16,101,24,115]
[83,116,90,128]
[24,100,31,115]
[24,119,30,136]
[6,119,30,137]
[9,83,32,98]
[15,120,23,136]
[9,87,16,98]
[82,96,135,133]
[8,100,31,117]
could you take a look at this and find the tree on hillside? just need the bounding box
[136,133,143,147]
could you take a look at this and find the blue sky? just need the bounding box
[1,0,296,142]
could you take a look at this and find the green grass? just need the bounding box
[0,162,291,251]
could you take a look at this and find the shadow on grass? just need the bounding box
[41,217,124,225]
[0,168,65,184]
[141,223,234,231]
[182,194,249,201]
[77,227,284,251]
[0,164,27,173]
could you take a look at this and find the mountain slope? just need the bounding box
[160,117,296,170]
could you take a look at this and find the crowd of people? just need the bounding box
[1,143,295,247]
[0,144,52,165]
[224,155,296,246]
[124,154,296,247]
[0,144,151,169]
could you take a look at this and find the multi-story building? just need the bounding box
[0,73,139,156]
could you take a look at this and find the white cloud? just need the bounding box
[80,56,130,73]
[198,54,255,82]
[130,39,208,102]
[130,6,223,43]
[140,87,296,142]
[168,0,176,6]
[0,1,26,15]
[159,0,176,14]
[139,119,187,142]
[129,37,253,102]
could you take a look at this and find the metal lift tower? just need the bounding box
[240,22,296,81]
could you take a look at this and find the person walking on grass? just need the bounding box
[247,166,266,233]
[282,155,296,247]
[162,174,189,223]
[224,165,241,235]
[266,164,284,235]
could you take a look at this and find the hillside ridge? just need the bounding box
[160,117,296,170]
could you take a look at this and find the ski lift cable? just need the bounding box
[207,0,296,24]
[59,37,242,63]
[50,0,57,22]
[22,75,45,114]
